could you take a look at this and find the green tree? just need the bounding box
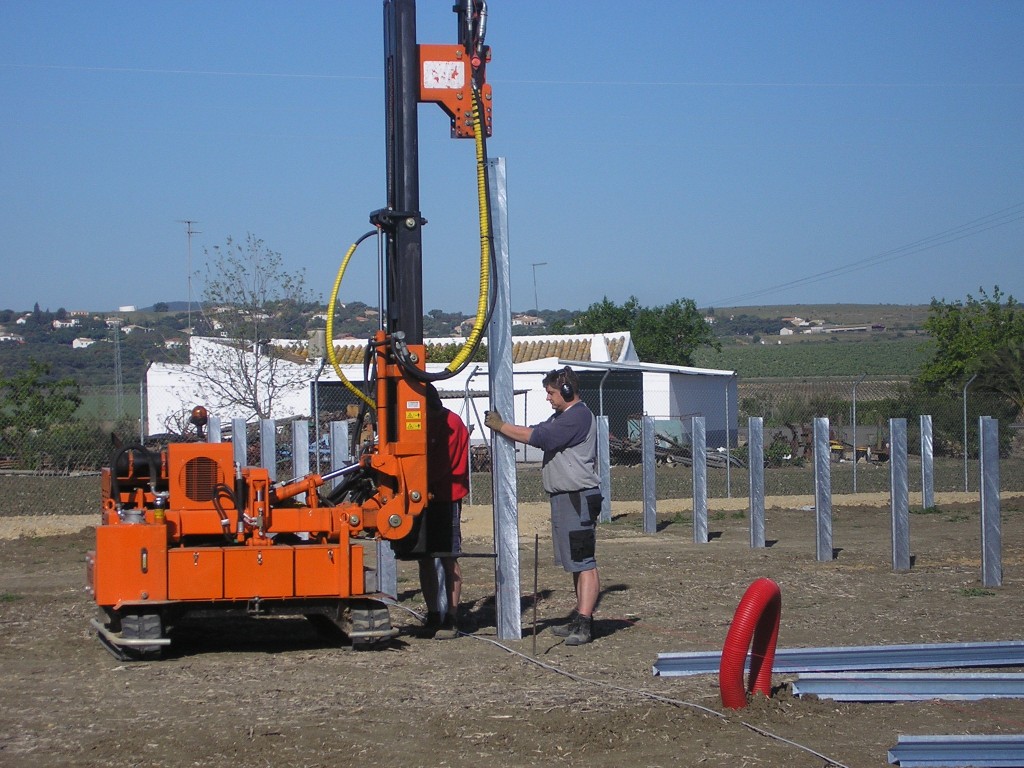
[919,286,1024,390]
[575,296,641,334]
[914,287,1024,456]
[972,345,1024,422]
[577,296,719,366]
[0,360,82,468]
[0,359,81,430]
[632,299,720,366]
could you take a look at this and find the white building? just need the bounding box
[145,332,737,455]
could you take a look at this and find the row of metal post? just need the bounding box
[636,414,1004,587]
[204,408,1004,633]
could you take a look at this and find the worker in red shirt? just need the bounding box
[417,383,470,639]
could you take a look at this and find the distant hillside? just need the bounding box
[711,303,930,331]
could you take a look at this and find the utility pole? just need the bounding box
[178,219,201,333]
[531,261,547,313]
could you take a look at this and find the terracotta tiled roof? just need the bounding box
[328,332,630,366]
[328,343,370,365]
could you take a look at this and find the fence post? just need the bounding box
[813,417,833,562]
[748,416,765,548]
[890,418,910,571]
[852,373,865,493]
[692,416,708,544]
[642,414,656,534]
[963,374,977,492]
[980,416,1002,587]
[920,414,934,510]
[598,415,611,523]
[724,378,732,498]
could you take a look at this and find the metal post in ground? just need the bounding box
[920,414,934,510]
[329,420,351,489]
[486,156,521,641]
[692,416,708,544]
[748,416,765,548]
[232,418,247,468]
[291,419,309,503]
[813,417,833,562]
[207,416,221,443]
[890,418,910,571]
[980,416,1002,587]
[260,419,276,481]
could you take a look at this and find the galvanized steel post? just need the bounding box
[329,420,351,487]
[291,419,310,503]
[691,416,708,544]
[748,416,765,548]
[260,419,276,481]
[920,414,934,510]
[980,416,1002,587]
[486,156,522,641]
[813,417,833,561]
[890,418,910,570]
[231,418,247,468]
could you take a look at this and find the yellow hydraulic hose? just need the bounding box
[327,85,492,389]
[445,86,491,372]
[326,234,377,409]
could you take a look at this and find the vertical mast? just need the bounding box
[381,0,423,344]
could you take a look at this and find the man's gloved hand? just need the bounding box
[484,410,505,431]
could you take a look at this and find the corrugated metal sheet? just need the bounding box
[653,641,1024,677]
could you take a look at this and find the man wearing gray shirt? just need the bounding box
[484,366,602,645]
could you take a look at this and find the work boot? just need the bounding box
[415,611,442,638]
[551,611,580,638]
[564,615,593,646]
[433,613,460,640]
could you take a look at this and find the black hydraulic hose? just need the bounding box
[211,482,236,542]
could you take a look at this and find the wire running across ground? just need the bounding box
[387,602,851,768]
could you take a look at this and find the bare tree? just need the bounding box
[188,234,316,420]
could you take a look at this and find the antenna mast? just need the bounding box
[178,219,201,333]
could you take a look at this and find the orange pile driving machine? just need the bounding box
[87,0,493,659]
[87,338,428,659]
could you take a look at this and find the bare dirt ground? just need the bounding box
[3,491,1024,768]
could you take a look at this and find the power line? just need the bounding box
[709,202,1024,307]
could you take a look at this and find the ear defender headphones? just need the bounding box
[558,366,575,401]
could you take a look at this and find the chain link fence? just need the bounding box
[2,376,1021,516]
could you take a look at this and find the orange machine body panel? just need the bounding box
[167,442,234,511]
[295,544,349,597]
[92,523,169,607]
[168,547,224,600]
[223,546,295,599]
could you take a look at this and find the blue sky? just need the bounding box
[2,1,1021,315]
